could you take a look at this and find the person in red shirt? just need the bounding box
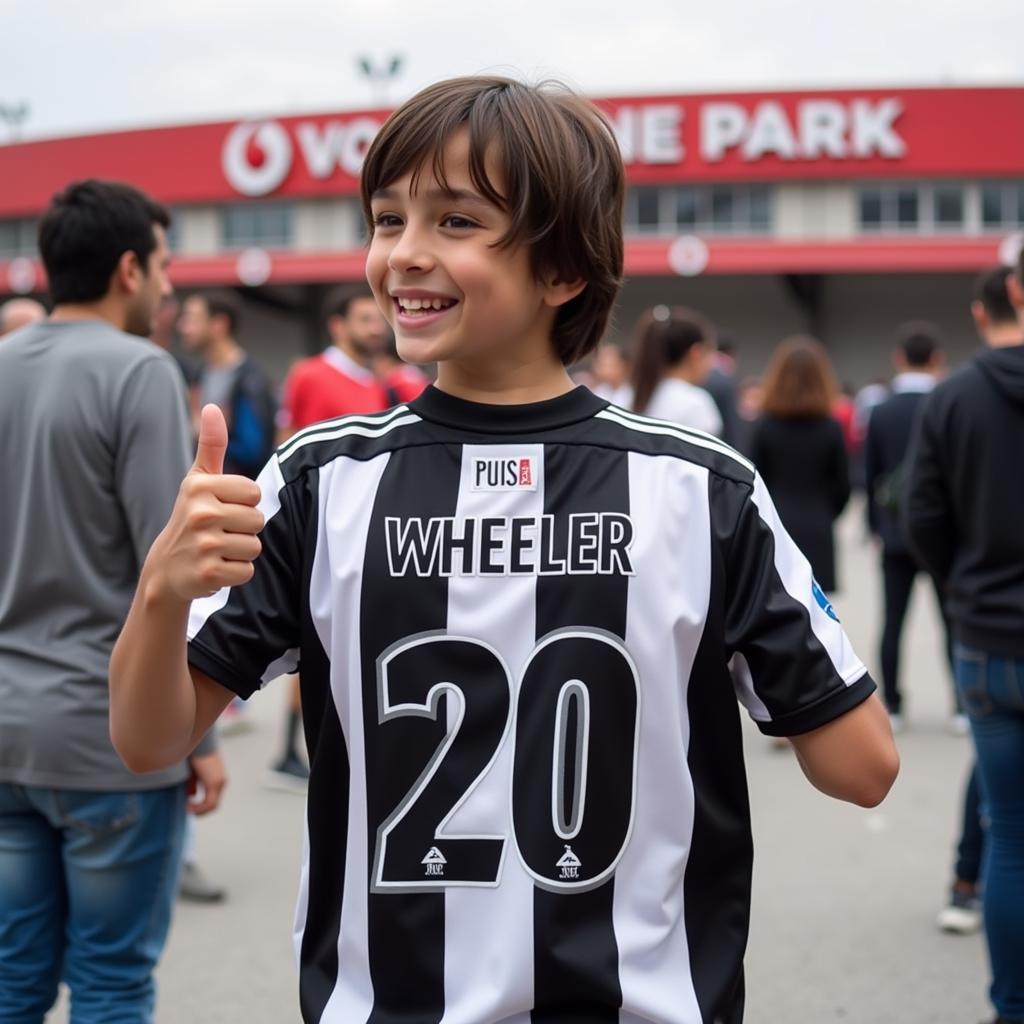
[279,287,390,437]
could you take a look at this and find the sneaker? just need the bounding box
[888,712,906,735]
[266,754,310,793]
[937,886,982,935]
[178,861,226,904]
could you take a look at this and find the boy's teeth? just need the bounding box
[398,297,452,313]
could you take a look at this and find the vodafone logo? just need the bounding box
[221,116,384,197]
[222,121,294,197]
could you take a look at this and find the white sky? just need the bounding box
[4,0,1022,141]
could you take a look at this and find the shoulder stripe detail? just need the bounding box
[278,411,422,463]
[596,407,754,472]
[278,404,413,460]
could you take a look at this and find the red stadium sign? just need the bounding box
[0,87,1021,217]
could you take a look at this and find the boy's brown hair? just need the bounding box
[360,76,625,366]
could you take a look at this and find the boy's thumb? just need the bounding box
[193,404,228,475]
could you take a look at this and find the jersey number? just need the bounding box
[372,630,640,893]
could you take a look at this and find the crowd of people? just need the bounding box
[0,75,1018,1024]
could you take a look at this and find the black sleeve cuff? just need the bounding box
[187,640,261,701]
[758,672,877,737]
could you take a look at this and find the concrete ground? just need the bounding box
[48,498,991,1023]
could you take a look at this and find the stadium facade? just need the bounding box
[2,86,1022,384]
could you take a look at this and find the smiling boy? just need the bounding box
[110,77,898,1024]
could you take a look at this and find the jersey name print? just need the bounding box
[186,386,875,1024]
[383,512,636,577]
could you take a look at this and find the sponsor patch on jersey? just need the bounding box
[812,580,840,622]
[470,455,538,492]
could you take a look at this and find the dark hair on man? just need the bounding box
[323,285,377,322]
[761,336,838,418]
[198,290,242,336]
[897,321,940,368]
[974,265,1017,326]
[630,306,715,415]
[38,179,170,305]
[360,76,625,366]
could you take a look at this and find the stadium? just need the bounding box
[2,84,1022,382]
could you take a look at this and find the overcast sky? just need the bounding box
[3,0,1021,141]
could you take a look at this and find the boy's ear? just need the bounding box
[542,275,587,309]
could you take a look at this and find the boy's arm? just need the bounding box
[788,694,898,807]
[109,405,264,772]
[720,472,898,807]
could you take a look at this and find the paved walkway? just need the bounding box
[48,498,990,1023]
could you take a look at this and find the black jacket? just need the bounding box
[750,414,850,592]
[903,344,1024,655]
[864,380,933,556]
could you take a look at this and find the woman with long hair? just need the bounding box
[751,336,851,592]
[627,306,722,435]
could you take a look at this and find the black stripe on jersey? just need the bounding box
[681,507,752,1024]
[531,444,629,1024]
[298,473,350,1022]
[360,444,462,1024]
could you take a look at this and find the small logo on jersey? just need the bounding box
[556,845,581,880]
[470,456,538,492]
[422,847,447,877]
[812,580,840,622]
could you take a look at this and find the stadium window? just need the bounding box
[859,189,884,230]
[673,187,699,229]
[979,182,1024,229]
[164,210,182,252]
[220,202,294,249]
[625,184,773,235]
[932,186,964,229]
[0,218,38,259]
[895,187,919,229]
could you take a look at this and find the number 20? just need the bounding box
[371,629,641,894]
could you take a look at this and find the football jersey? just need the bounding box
[187,385,874,1024]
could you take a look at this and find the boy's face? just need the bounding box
[365,131,560,375]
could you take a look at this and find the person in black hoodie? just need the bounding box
[904,258,1024,1024]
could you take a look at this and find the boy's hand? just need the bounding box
[148,404,265,603]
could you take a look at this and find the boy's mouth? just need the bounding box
[394,296,458,317]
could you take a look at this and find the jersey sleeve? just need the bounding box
[186,454,307,698]
[715,471,875,736]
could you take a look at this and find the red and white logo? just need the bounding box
[471,456,539,492]
[222,121,294,197]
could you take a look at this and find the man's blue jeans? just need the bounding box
[955,644,1024,1021]
[0,783,186,1024]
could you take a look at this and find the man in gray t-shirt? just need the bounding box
[0,180,224,1023]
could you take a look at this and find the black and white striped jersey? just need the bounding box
[187,385,874,1024]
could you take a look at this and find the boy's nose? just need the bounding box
[388,229,434,275]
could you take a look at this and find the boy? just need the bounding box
[111,77,898,1024]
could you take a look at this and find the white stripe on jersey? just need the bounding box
[440,444,544,1023]
[187,453,286,654]
[308,453,394,1020]
[278,411,422,464]
[749,472,866,687]
[612,452,705,1024]
[596,406,755,473]
[729,651,772,722]
[277,403,413,460]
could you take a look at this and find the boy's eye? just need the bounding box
[441,215,477,229]
[372,213,402,228]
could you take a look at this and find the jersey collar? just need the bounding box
[409,385,607,434]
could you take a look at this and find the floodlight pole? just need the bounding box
[355,56,404,107]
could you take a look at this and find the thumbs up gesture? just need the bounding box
[146,405,266,603]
